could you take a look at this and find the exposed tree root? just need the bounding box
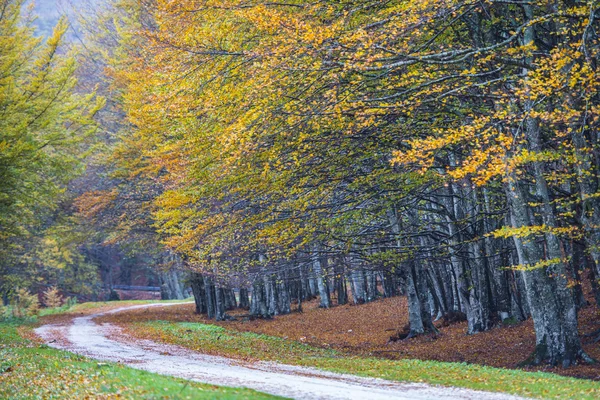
[584,328,600,344]
[519,346,597,368]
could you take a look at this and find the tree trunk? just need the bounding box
[225,288,237,311]
[427,267,447,320]
[312,245,331,308]
[190,272,206,314]
[335,261,348,305]
[350,267,366,304]
[160,269,185,300]
[250,278,270,318]
[444,181,491,333]
[405,259,437,337]
[203,275,216,319]
[239,287,250,309]
[365,269,380,302]
[214,286,226,321]
[507,170,588,366]
[502,3,590,366]
[382,270,398,298]
[278,275,291,314]
[571,118,600,279]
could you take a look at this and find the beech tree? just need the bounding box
[78,0,600,367]
[0,0,102,300]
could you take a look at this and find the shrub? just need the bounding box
[43,287,63,308]
[0,305,9,320]
[108,289,120,301]
[11,288,40,318]
[65,296,77,308]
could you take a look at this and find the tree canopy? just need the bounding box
[3,0,600,369]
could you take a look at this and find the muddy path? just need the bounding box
[35,303,526,400]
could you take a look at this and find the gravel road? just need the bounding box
[35,303,527,400]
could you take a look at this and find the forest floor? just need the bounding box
[95,296,600,381]
[33,302,530,400]
[30,300,600,399]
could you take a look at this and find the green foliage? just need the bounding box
[65,296,78,308]
[6,288,40,320]
[0,306,11,321]
[38,296,77,317]
[0,0,103,300]
[1,298,39,322]
[0,4,100,238]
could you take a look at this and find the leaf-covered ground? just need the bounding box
[0,319,279,399]
[97,296,600,380]
[95,302,600,399]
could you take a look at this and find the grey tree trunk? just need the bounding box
[334,259,348,305]
[572,127,600,279]
[365,269,380,302]
[190,272,206,314]
[238,288,250,309]
[250,278,270,318]
[266,274,278,315]
[296,270,304,312]
[445,170,491,334]
[160,269,185,300]
[570,241,588,309]
[203,275,216,319]
[388,206,437,336]
[427,267,447,320]
[350,267,366,304]
[214,287,226,321]
[301,265,314,301]
[382,270,398,298]
[506,169,587,366]
[278,274,291,314]
[500,3,590,367]
[484,189,512,321]
[225,288,237,311]
[308,276,317,298]
[405,259,437,337]
[312,246,331,308]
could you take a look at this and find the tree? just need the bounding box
[94,0,600,368]
[0,0,102,301]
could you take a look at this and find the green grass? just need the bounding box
[0,322,281,399]
[1,298,194,320]
[149,321,336,362]
[36,298,194,318]
[137,320,600,400]
[67,298,194,311]
[38,301,79,317]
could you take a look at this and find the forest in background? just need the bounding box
[2,0,600,370]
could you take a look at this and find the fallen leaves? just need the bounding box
[99,295,600,381]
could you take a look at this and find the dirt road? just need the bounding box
[35,303,527,400]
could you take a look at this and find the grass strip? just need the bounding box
[0,321,281,400]
[134,320,600,400]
